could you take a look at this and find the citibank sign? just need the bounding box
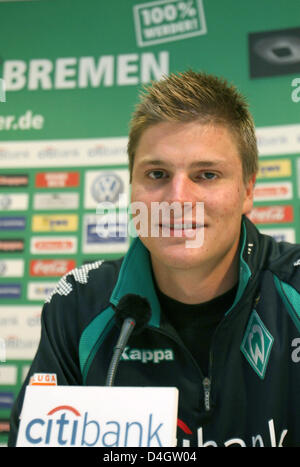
[25,405,165,447]
[17,386,178,447]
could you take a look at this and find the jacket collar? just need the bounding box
[110,217,257,325]
[109,238,161,327]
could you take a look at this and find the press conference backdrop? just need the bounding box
[0,0,300,445]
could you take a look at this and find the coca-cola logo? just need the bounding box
[30,260,76,276]
[248,205,293,224]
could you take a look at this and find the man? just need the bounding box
[9,71,300,447]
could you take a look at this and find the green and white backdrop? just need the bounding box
[0,0,300,445]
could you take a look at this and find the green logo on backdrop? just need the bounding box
[241,310,274,379]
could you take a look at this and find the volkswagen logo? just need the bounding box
[0,261,6,276]
[91,173,123,204]
[0,195,12,210]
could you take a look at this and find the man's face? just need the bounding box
[130,121,255,273]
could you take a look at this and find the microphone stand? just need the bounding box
[105,317,136,387]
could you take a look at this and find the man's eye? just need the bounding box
[201,172,217,180]
[148,170,166,179]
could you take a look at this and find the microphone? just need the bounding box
[105,294,152,387]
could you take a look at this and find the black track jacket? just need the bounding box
[8,217,300,447]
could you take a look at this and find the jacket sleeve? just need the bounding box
[8,276,83,447]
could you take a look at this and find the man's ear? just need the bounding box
[242,174,256,215]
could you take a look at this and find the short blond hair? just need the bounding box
[128,70,258,183]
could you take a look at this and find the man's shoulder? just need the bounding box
[246,217,300,286]
[263,237,300,285]
[45,257,124,305]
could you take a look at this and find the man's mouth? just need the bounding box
[168,223,201,228]
[158,222,206,237]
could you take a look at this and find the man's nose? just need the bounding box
[165,173,198,203]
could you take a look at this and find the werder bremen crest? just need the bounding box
[241,310,274,379]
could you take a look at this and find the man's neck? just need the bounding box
[151,248,240,305]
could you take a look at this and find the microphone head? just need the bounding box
[114,294,152,335]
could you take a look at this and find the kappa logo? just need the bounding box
[241,310,274,379]
[121,346,174,364]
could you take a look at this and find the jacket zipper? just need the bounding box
[202,377,211,411]
[151,326,213,412]
[203,348,214,412]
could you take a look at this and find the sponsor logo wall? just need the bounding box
[0,155,130,433]
[250,148,300,244]
[0,0,300,444]
[0,161,130,303]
